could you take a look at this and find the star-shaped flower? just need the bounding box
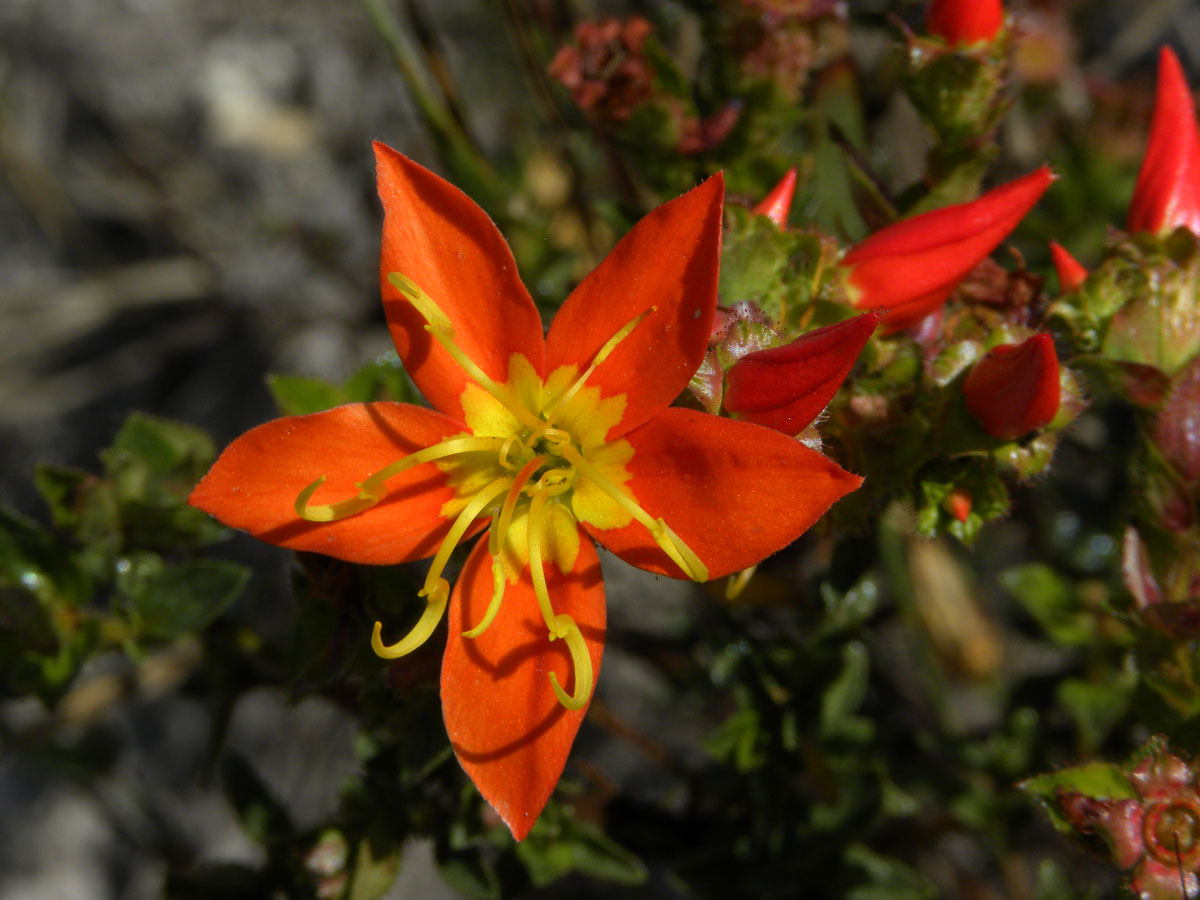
[189,143,862,839]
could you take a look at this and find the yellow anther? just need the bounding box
[554,442,709,583]
[542,307,656,428]
[371,578,449,659]
[294,435,505,522]
[724,564,757,601]
[462,554,508,639]
[535,468,575,496]
[387,273,542,431]
[547,613,592,710]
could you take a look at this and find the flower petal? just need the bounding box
[375,143,546,420]
[724,311,880,434]
[585,409,862,579]
[189,403,463,565]
[1127,46,1200,237]
[442,535,605,841]
[545,173,725,439]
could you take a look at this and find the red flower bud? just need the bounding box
[945,487,972,523]
[724,311,880,434]
[1128,46,1200,237]
[926,0,1004,47]
[963,333,1061,440]
[751,168,798,229]
[1049,240,1088,292]
[841,166,1054,331]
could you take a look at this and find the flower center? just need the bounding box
[292,273,707,710]
[1144,800,1200,866]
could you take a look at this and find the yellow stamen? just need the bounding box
[540,307,656,429]
[526,489,561,635]
[295,435,504,522]
[554,443,708,582]
[388,273,542,431]
[371,587,448,659]
[548,613,592,710]
[490,454,547,559]
[725,565,757,600]
[421,477,510,601]
[462,553,508,639]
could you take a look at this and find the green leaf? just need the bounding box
[815,577,879,640]
[115,554,249,639]
[100,413,225,550]
[1018,762,1136,832]
[267,374,347,416]
[434,842,499,900]
[844,843,936,900]
[516,811,647,888]
[820,641,874,742]
[1057,666,1136,753]
[999,563,1096,646]
[348,837,402,900]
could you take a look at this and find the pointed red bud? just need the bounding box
[1128,46,1200,236]
[963,333,1061,439]
[841,166,1054,332]
[945,487,972,523]
[724,311,881,434]
[1049,241,1088,292]
[926,0,1004,47]
[751,168,798,229]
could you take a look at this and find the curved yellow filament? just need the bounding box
[295,435,505,522]
[526,489,560,636]
[490,454,547,559]
[554,443,709,582]
[462,554,507,639]
[540,307,656,429]
[548,613,592,710]
[421,477,510,601]
[724,564,758,601]
[371,584,448,659]
[388,273,542,431]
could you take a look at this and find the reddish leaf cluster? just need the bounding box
[548,17,655,123]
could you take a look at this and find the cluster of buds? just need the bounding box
[547,17,656,125]
[1051,738,1200,900]
[548,16,742,158]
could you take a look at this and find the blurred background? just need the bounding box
[2,0,1199,897]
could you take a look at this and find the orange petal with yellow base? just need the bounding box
[546,174,725,439]
[189,403,463,565]
[586,409,862,579]
[375,143,547,421]
[442,534,605,841]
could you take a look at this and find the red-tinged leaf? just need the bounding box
[724,311,880,434]
[842,167,1053,328]
[1049,240,1088,292]
[1121,526,1162,610]
[1128,47,1200,237]
[585,409,862,580]
[188,403,463,565]
[375,143,547,421]
[750,168,797,229]
[963,333,1061,440]
[926,0,1004,46]
[442,536,605,842]
[1153,355,1200,485]
[546,174,724,440]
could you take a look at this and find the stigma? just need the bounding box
[294,273,707,710]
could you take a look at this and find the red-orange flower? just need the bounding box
[841,166,1054,331]
[189,144,861,840]
[1128,47,1200,237]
